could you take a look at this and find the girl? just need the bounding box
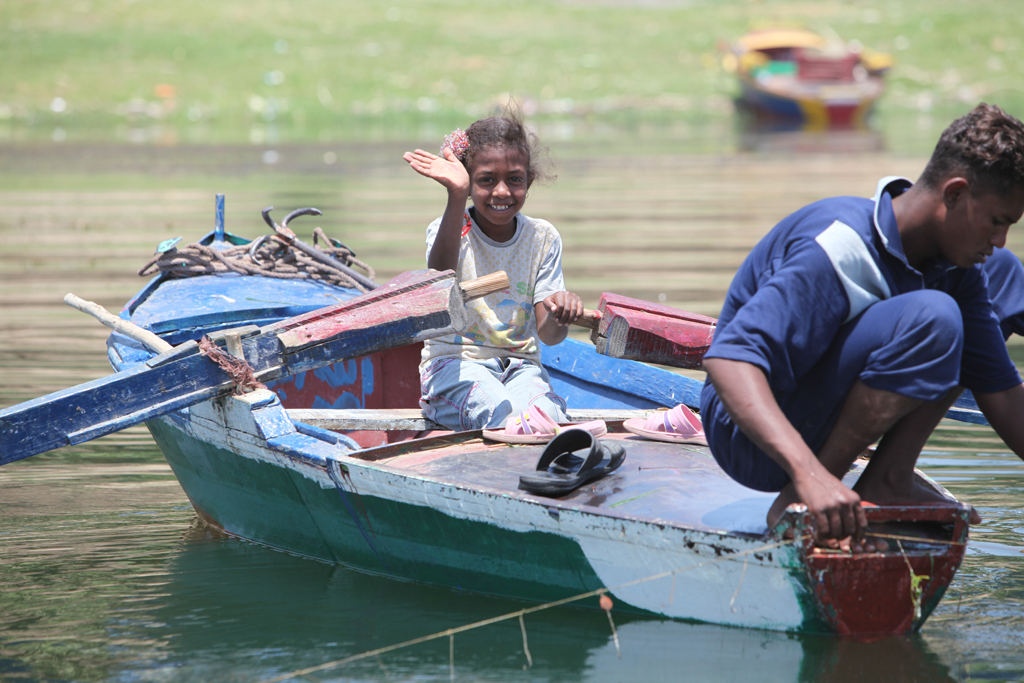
[403,115,584,432]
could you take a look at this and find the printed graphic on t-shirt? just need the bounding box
[456,298,535,351]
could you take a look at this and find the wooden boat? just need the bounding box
[0,201,971,638]
[726,28,892,128]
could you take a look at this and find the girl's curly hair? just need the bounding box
[920,103,1024,195]
[461,114,555,187]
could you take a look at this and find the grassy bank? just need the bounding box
[2,0,1023,151]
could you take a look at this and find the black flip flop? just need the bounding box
[518,429,626,497]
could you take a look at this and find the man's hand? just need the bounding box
[790,463,868,548]
[703,357,870,549]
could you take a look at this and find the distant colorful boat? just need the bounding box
[727,28,892,128]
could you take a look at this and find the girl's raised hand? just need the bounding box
[402,148,470,194]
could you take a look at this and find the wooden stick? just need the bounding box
[573,309,602,330]
[459,271,509,301]
[459,272,598,326]
[63,271,507,367]
[64,293,173,354]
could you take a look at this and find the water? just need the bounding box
[2,138,1024,682]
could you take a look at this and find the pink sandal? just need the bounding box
[482,405,607,444]
[623,404,707,445]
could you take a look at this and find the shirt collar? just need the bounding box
[872,176,912,254]
[871,176,957,282]
[467,209,522,246]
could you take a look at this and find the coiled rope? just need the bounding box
[138,227,376,293]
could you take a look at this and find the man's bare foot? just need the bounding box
[854,479,982,524]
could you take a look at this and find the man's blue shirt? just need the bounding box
[704,177,1021,397]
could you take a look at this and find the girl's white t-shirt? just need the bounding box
[421,211,565,367]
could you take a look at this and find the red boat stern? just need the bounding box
[778,504,970,638]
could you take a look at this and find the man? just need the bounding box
[700,103,1024,550]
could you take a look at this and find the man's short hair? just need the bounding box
[919,103,1024,195]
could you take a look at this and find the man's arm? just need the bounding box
[975,382,1024,461]
[703,357,868,542]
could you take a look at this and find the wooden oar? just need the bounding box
[64,293,173,354]
[0,269,508,466]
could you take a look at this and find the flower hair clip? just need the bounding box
[440,128,470,161]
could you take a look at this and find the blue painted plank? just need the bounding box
[0,272,462,465]
[542,338,987,429]
[542,338,705,410]
[949,390,989,426]
[0,345,235,463]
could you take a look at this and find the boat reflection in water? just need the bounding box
[737,125,885,155]
[135,522,957,683]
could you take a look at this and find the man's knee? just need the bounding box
[860,291,963,400]
[890,290,963,353]
[984,247,1024,338]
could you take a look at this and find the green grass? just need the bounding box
[2,0,1024,150]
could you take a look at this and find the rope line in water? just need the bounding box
[519,614,532,669]
[256,536,800,683]
[257,528,966,681]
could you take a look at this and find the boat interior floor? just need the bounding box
[334,430,961,545]
[360,432,779,537]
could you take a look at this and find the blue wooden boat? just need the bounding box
[1,199,972,638]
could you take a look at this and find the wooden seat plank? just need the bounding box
[287,407,659,431]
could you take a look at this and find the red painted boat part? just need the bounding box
[592,293,717,369]
[802,505,969,638]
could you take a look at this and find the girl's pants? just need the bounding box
[420,356,568,431]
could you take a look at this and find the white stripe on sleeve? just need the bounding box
[815,220,892,323]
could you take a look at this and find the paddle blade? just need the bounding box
[0,344,234,466]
